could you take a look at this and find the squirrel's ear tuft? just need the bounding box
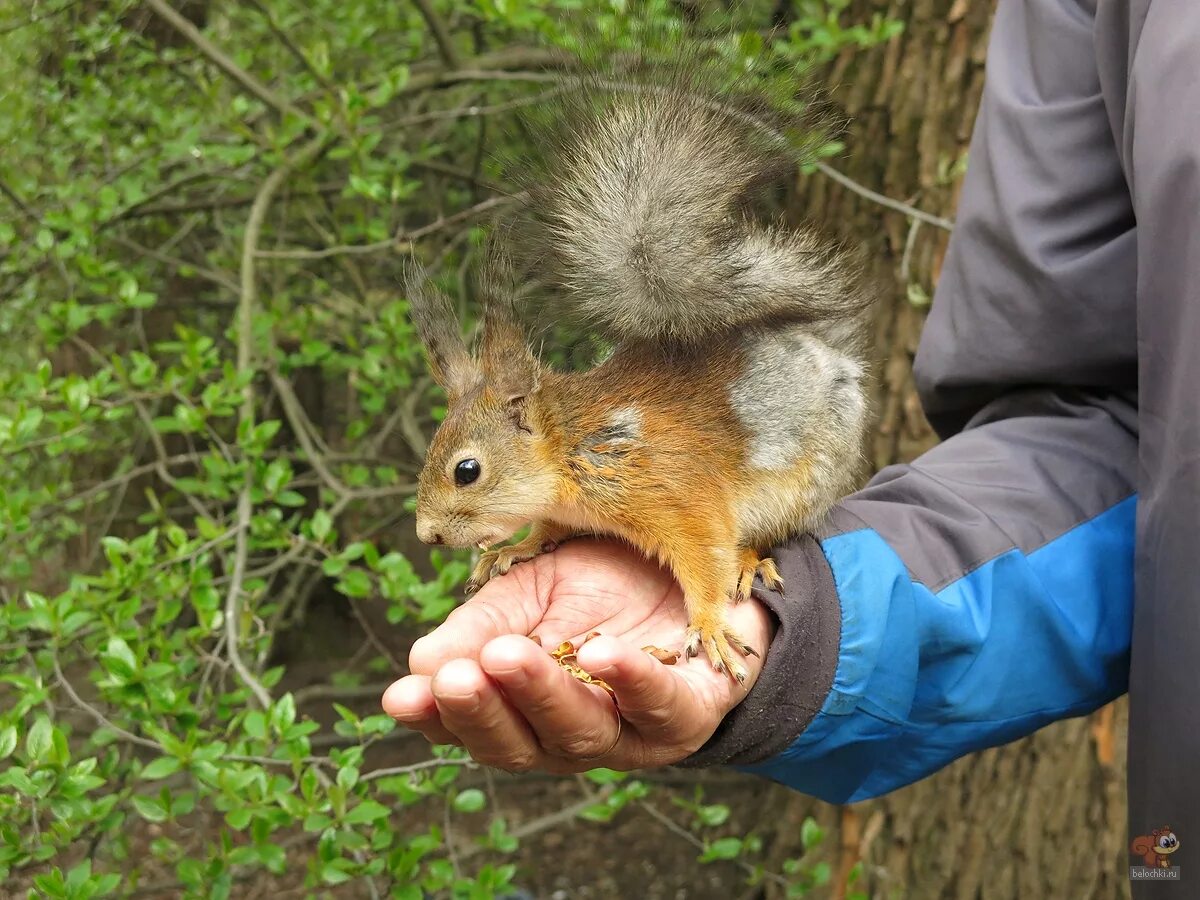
[404,264,478,399]
[477,249,542,402]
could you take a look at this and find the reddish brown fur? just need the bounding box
[417,334,788,678]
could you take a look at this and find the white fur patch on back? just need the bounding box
[728,326,868,546]
[729,327,864,471]
[606,406,643,438]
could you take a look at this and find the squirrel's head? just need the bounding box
[407,263,559,548]
[1153,828,1180,855]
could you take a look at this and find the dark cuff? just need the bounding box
[675,533,841,768]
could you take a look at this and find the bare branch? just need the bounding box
[361,757,477,782]
[143,0,315,126]
[242,0,338,95]
[226,135,330,711]
[255,191,525,260]
[637,799,790,889]
[109,233,240,295]
[387,85,570,128]
[814,161,954,232]
[456,788,616,860]
[0,176,37,220]
[410,0,461,69]
[347,594,406,674]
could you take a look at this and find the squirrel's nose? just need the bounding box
[415,519,444,545]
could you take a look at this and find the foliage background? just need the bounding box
[0,0,917,897]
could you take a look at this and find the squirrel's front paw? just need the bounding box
[465,541,552,595]
[684,621,759,684]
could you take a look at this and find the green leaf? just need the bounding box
[243,711,267,740]
[0,726,17,759]
[102,636,139,679]
[141,756,182,780]
[336,568,372,598]
[577,804,616,823]
[800,816,824,851]
[131,795,169,823]
[25,715,52,761]
[32,870,68,898]
[344,799,390,824]
[320,861,354,884]
[812,860,832,886]
[583,767,627,785]
[700,837,744,862]
[65,859,92,891]
[906,282,931,308]
[271,694,296,732]
[696,803,731,827]
[310,509,333,542]
[452,789,486,813]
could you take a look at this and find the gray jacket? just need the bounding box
[687,0,1197,888]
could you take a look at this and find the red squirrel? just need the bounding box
[1131,826,1180,867]
[407,72,874,681]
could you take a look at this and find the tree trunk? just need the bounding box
[767,1,1131,896]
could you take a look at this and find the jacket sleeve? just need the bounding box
[680,388,1136,805]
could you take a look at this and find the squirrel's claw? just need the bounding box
[734,550,786,603]
[684,623,753,684]
[465,540,550,596]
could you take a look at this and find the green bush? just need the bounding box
[0,0,895,895]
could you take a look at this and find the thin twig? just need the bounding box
[0,176,37,220]
[347,595,406,674]
[814,162,954,232]
[243,0,337,95]
[411,0,460,68]
[54,657,333,769]
[109,234,240,295]
[456,788,615,860]
[638,800,790,889]
[293,681,396,706]
[361,757,477,782]
[0,0,82,36]
[53,658,160,751]
[900,216,922,283]
[256,191,525,259]
[388,85,570,128]
[226,135,329,711]
[143,0,314,126]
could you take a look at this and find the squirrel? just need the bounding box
[407,72,874,682]
[1131,827,1180,867]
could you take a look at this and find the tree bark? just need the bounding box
[766,1,1131,896]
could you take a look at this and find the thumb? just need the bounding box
[575,636,701,741]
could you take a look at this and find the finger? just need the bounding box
[381,675,459,745]
[480,635,622,761]
[430,658,545,773]
[409,563,554,675]
[575,636,693,740]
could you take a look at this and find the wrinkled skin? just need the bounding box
[382,538,774,773]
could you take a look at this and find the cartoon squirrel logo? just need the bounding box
[1132,826,1181,868]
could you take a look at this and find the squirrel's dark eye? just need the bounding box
[454,458,481,486]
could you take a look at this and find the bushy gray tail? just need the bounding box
[518,77,871,346]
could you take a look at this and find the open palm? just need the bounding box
[382,539,773,773]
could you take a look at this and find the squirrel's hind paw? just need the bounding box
[734,550,786,603]
[684,623,757,684]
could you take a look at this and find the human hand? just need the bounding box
[381,539,774,774]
